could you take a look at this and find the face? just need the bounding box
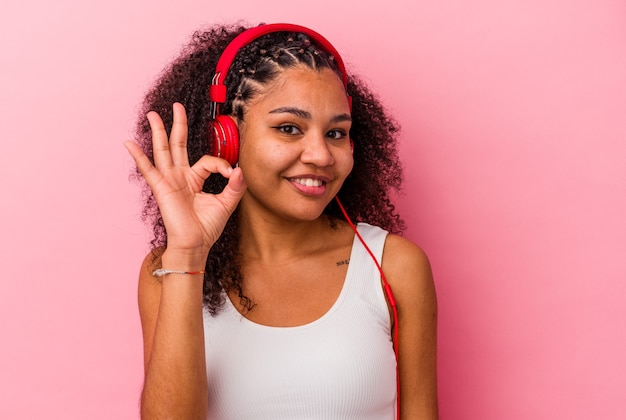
[236,65,353,223]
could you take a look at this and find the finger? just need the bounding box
[215,167,247,214]
[147,110,173,169]
[190,154,235,181]
[124,141,164,187]
[169,103,190,167]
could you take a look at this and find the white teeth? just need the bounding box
[293,178,323,187]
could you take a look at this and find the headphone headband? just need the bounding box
[209,23,349,104]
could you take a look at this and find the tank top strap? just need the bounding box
[343,223,391,328]
[355,222,388,261]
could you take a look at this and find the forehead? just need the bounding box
[249,65,350,113]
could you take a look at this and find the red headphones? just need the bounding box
[207,23,351,166]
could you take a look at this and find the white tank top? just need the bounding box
[203,223,397,419]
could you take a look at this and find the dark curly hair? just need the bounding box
[132,22,405,315]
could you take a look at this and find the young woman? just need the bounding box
[125,22,438,419]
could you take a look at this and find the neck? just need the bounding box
[237,211,337,263]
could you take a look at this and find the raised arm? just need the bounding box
[383,234,439,419]
[125,103,246,419]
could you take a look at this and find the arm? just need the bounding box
[137,249,208,419]
[126,103,246,419]
[383,234,439,419]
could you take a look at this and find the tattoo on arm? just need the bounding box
[336,259,350,267]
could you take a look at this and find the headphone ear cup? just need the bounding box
[208,115,240,166]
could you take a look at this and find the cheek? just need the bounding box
[239,141,290,174]
[337,153,354,179]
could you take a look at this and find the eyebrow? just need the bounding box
[269,107,352,123]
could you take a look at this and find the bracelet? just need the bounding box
[152,268,206,277]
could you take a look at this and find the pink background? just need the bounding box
[1,0,624,418]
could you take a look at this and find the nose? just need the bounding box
[300,132,335,167]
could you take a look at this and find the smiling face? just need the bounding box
[236,64,353,223]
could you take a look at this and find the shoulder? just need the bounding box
[381,234,436,311]
[382,234,439,415]
[138,248,164,287]
[382,234,431,275]
[137,249,165,368]
[138,248,164,305]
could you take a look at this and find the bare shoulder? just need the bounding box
[137,248,164,369]
[138,248,164,305]
[382,234,435,299]
[383,234,439,417]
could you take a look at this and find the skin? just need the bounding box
[126,65,438,419]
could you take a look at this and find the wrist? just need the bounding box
[160,248,209,272]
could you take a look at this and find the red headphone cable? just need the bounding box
[334,196,400,418]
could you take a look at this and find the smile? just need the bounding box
[291,177,325,187]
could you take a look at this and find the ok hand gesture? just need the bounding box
[125,103,246,259]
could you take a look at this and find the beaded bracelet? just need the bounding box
[152,268,206,277]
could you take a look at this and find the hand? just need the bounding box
[125,103,246,260]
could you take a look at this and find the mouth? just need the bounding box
[290,177,325,187]
[287,176,330,196]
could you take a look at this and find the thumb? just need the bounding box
[217,167,247,214]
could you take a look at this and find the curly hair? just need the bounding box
[132,22,405,314]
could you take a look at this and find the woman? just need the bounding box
[125,22,438,419]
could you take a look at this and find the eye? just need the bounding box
[274,125,302,135]
[326,129,348,140]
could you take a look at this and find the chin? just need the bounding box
[282,202,330,222]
